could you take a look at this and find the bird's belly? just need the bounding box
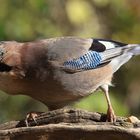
[0,73,83,105]
[0,64,113,108]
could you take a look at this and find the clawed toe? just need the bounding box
[25,112,42,127]
[107,107,116,122]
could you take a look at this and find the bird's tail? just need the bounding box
[100,44,140,63]
[127,44,140,55]
[100,44,140,72]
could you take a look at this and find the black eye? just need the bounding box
[0,48,6,61]
[0,51,4,56]
[0,48,5,57]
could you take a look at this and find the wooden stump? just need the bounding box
[0,108,140,140]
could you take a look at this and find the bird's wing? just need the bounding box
[47,37,140,73]
[43,37,93,62]
[0,37,139,75]
[44,37,134,73]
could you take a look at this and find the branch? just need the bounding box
[0,108,140,140]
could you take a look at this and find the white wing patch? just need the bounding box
[99,41,115,49]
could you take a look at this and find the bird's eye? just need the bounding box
[0,51,4,56]
[0,49,5,56]
[0,41,5,59]
[0,48,6,61]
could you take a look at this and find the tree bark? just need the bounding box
[0,108,140,140]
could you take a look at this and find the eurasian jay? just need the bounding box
[0,37,140,122]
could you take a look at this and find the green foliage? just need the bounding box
[0,0,140,122]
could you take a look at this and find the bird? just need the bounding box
[0,37,140,122]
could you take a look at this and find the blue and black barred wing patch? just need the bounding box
[63,51,102,70]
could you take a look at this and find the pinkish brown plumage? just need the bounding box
[0,37,140,122]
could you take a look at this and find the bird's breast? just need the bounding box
[0,63,113,107]
[0,72,82,104]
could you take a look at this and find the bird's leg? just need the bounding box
[25,112,43,127]
[101,84,116,122]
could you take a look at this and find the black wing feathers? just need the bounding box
[89,39,127,52]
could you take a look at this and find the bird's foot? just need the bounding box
[25,112,43,127]
[107,106,116,122]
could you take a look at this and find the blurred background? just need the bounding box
[0,0,140,123]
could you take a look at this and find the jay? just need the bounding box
[0,37,140,122]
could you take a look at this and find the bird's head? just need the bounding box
[0,41,12,72]
[0,41,6,62]
[0,41,23,75]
